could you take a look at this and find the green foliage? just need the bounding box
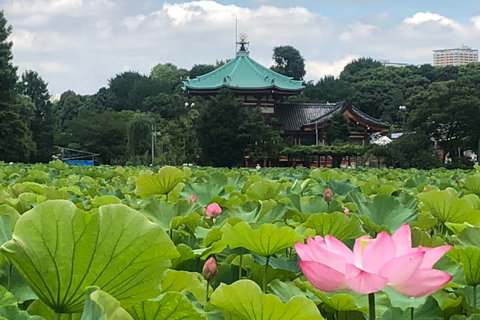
[150,63,189,93]
[80,287,133,320]
[208,279,325,319]
[196,90,248,167]
[303,75,352,103]
[0,200,179,314]
[325,113,350,145]
[135,166,185,198]
[271,46,306,80]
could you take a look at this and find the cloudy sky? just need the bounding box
[5,0,480,95]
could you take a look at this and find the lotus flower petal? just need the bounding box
[391,223,412,256]
[303,237,349,273]
[361,231,396,273]
[379,251,424,285]
[419,245,453,268]
[388,269,452,297]
[345,264,388,294]
[298,260,347,292]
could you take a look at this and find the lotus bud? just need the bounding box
[423,187,428,192]
[188,193,197,203]
[205,202,222,219]
[344,207,350,216]
[323,188,333,203]
[202,256,217,281]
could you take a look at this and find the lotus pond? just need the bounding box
[0,161,480,319]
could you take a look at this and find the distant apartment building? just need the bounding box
[378,60,411,67]
[433,46,478,66]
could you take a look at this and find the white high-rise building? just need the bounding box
[433,46,478,66]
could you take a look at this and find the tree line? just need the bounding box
[2,10,480,168]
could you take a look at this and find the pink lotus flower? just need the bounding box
[323,188,333,203]
[202,256,218,281]
[188,193,197,203]
[205,203,222,219]
[343,207,350,216]
[295,223,452,297]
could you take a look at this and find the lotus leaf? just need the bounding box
[209,279,325,319]
[447,246,480,286]
[160,270,206,304]
[1,200,179,314]
[244,181,284,201]
[135,166,185,198]
[418,190,480,226]
[302,212,365,241]
[80,287,133,320]
[128,291,207,320]
[222,221,302,256]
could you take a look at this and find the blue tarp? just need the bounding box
[63,160,94,165]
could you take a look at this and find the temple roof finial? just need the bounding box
[237,33,249,52]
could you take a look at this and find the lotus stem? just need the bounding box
[238,254,243,280]
[205,279,210,303]
[54,313,61,320]
[7,264,12,291]
[169,229,173,239]
[67,314,72,320]
[474,284,477,315]
[263,255,270,293]
[368,292,375,320]
[410,307,414,320]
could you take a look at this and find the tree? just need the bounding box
[84,87,117,113]
[189,64,216,79]
[382,133,440,169]
[238,108,284,165]
[303,75,353,103]
[150,63,189,93]
[325,113,350,145]
[408,81,480,163]
[271,45,306,80]
[108,71,145,110]
[59,109,133,164]
[55,90,85,128]
[0,11,36,162]
[339,57,382,81]
[18,70,57,162]
[126,112,156,165]
[196,90,248,167]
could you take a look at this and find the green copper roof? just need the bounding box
[183,50,305,92]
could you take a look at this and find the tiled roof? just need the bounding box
[276,102,343,131]
[276,102,387,131]
[183,50,304,92]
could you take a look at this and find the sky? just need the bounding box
[4,0,480,95]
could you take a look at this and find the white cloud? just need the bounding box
[306,55,359,81]
[10,29,35,51]
[403,12,462,30]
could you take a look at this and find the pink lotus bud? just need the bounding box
[423,187,428,192]
[202,257,217,281]
[188,193,197,202]
[323,188,333,203]
[344,207,350,216]
[205,203,222,218]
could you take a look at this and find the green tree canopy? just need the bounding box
[18,70,57,162]
[325,113,350,145]
[196,90,248,167]
[271,45,306,80]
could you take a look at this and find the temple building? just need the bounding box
[183,35,388,146]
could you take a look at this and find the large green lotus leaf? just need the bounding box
[0,204,20,231]
[89,195,121,208]
[244,181,284,201]
[462,174,480,196]
[380,296,442,320]
[456,227,480,247]
[80,287,133,320]
[296,281,359,312]
[417,191,480,226]
[327,179,360,197]
[287,195,328,214]
[208,279,325,319]
[267,279,318,304]
[141,199,202,231]
[463,194,480,210]
[160,270,206,305]
[447,246,480,286]
[302,212,365,241]
[135,166,185,198]
[381,287,426,310]
[348,190,417,231]
[27,299,81,320]
[0,262,37,303]
[0,200,179,314]
[0,306,45,320]
[0,284,16,307]
[221,221,302,256]
[180,182,224,207]
[128,292,207,320]
[410,227,446,248]
[258,200,288,223]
